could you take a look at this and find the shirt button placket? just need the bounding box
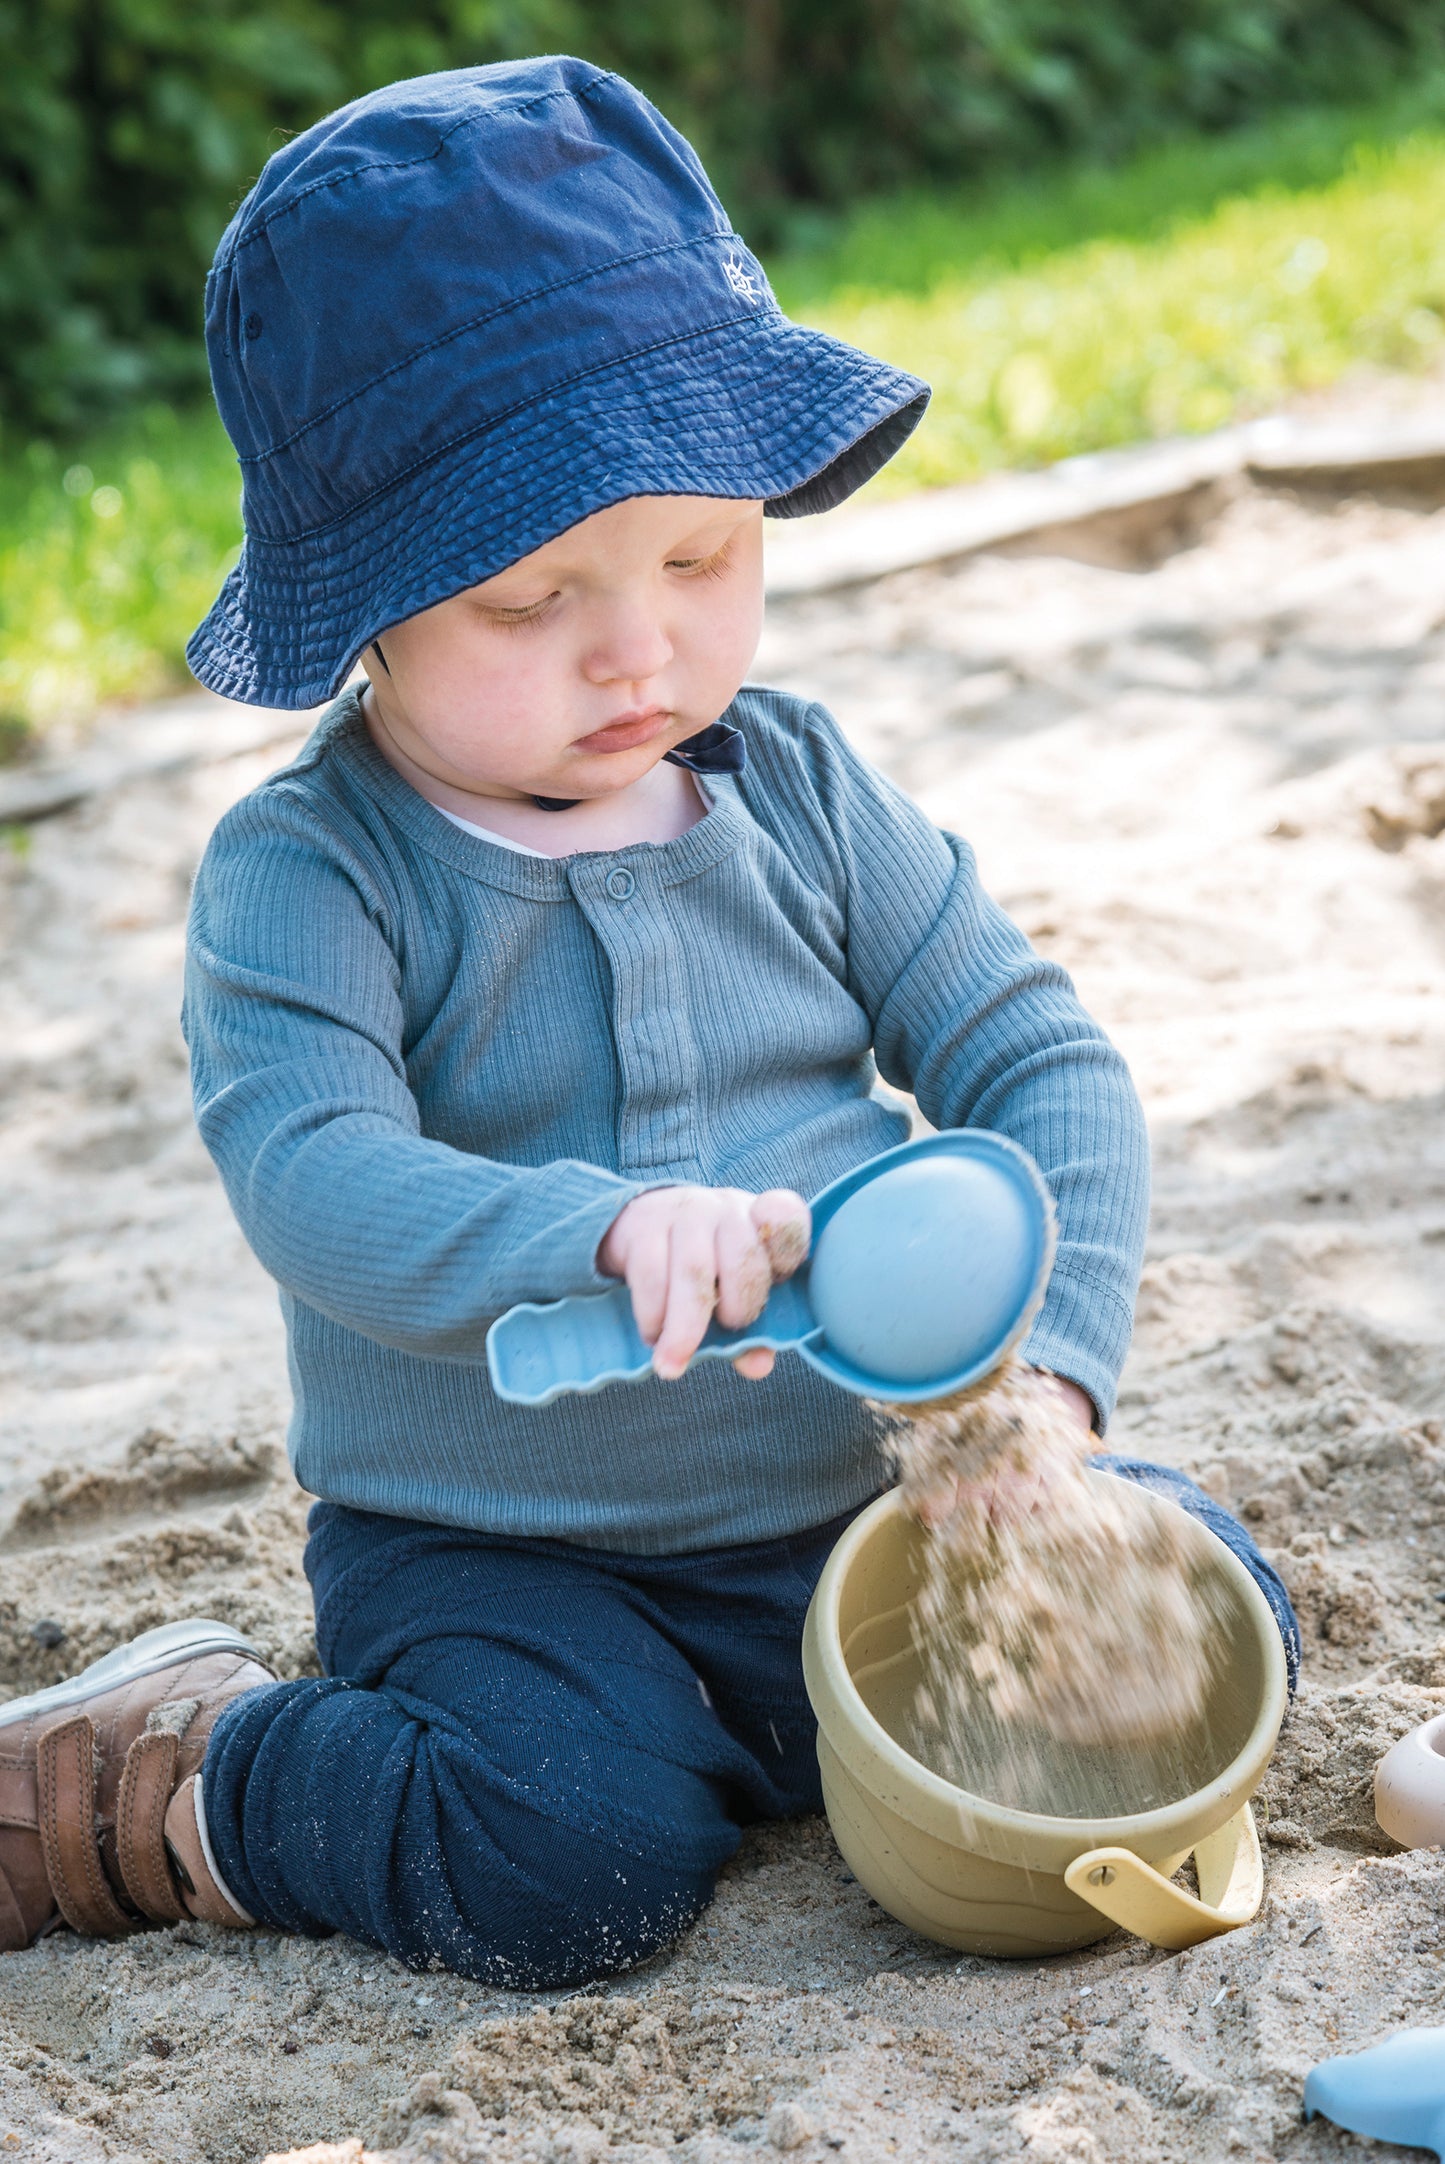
[568,855,700,1181]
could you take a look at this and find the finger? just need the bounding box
[624,1212,675,1347]
[714,1201,772,1329]
[751,1190,811,1279]
[652,1210,719,1379]
[597,1184,680,1281]
[731,1348,775,1381]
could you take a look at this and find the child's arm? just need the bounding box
[748,697,1152,1432]
[188,789,811,1383]
[185,790,660,1358]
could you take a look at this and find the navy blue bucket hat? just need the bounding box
[187,57,930,709]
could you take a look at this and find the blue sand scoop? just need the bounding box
[486,1130,1056,1407]
[1304,2030,1445,2158]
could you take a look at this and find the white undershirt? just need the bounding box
[437,806,548,858]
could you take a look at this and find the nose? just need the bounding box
[582,600,673,689]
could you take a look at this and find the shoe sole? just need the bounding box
[0,1619,263,1733]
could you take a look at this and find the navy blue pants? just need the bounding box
[201,1462,1299,1988]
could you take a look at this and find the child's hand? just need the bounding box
[597,1187,811,1381]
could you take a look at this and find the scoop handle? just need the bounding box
[1063,1803,1263,1950]
[486,1276,819,1406]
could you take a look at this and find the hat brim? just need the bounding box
[187,313,928,709]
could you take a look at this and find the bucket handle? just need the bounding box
[1063,1803,1263,1951]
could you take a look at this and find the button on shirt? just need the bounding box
[183,685,1149,1551]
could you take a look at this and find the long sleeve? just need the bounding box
[183,791,643,1361]
[760,702,1150,1424]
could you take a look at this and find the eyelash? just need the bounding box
[480,544,734,629]
[666,543,733,582]
[484,597,555,631]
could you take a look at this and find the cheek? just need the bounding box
[676,584,763,693]
[399,627,565,749]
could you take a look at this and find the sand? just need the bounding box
[1,387,1444,2159]
[895,1364,1230,1815]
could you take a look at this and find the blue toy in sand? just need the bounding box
[1304,2030,1445,2158]
[486,1130,1057,1408]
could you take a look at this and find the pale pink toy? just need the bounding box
[1375,1711,1445,1848]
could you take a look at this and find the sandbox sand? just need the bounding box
[1,390,1443,2160]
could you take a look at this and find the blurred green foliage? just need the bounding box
[778,89,1445,491]
[3,0,1445,437]
[0,404,239,733]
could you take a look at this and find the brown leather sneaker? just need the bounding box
[0,1619,276,1948]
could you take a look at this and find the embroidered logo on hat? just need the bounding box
[723,252,762,303]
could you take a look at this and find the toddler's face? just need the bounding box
[361,494,764,803]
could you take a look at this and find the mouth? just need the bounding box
[572,708,672,755]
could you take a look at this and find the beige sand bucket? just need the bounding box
[802,1480,1288,1957]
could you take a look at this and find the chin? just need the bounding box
[578,751,675,797]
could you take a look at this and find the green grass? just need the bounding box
[8,79,1445,741]
[770,85,1445,496]
[0,404,241,742]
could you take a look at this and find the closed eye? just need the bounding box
[479,594,559,629]
[666,542,734,581]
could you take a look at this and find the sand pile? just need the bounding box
[894,1366,1228,1815]
[1,381,1444,2161]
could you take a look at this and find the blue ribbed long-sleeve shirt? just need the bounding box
[183,682,1149,1550]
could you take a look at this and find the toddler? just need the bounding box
[0,58,1297,1984]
